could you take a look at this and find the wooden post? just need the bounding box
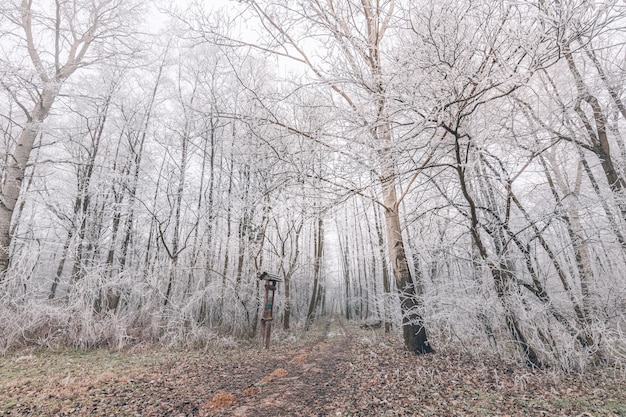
[258,272,282,349]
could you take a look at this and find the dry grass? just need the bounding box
[0,323,625,416]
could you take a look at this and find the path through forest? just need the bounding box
[1,319,625,416]
[206,317,355,416]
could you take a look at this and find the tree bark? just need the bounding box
[0,90,55,273]
[373,202,392,333]
[381,167,432,354]
[305,217,324,330]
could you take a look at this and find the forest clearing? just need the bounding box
[1,319,625,417]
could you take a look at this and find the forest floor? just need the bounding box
[0,318,625,417]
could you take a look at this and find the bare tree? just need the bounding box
[0,0,146,275]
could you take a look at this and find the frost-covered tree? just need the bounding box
[0,0,146,274]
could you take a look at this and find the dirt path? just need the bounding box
[205,317,354,417]
[2,320,625,416]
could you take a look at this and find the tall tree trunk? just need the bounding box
[355,208,370,319]
[218,157,235,325]
[305,217,324,330]
[364,207,381,321]
[373,201,392,333]
[382,189,431,353]
[235,165,251,291]
[0,89,56,273]
[250,195,270,336]
[200,117,218,324]
[280,217,304,331]
[164,126,189,307]
[366,0,431,350]
[337,219,351,321]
